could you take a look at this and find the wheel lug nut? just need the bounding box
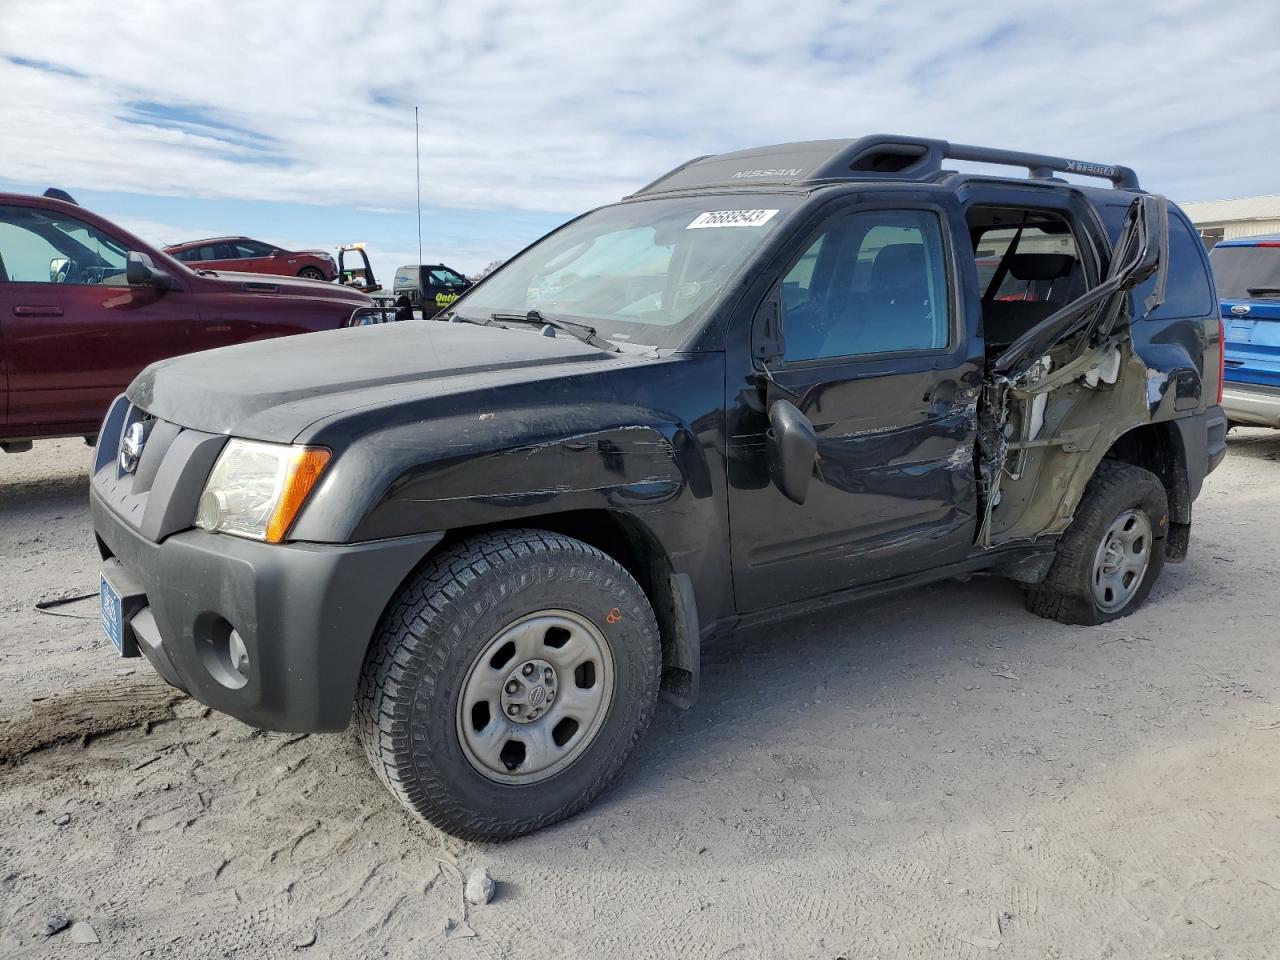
[544,668,553,681]
[506,681,519,694]
[522,663,535,677]
[507,705,520,716]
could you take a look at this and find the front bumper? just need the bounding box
[92,489,442,732]
[1222,382,1280,429]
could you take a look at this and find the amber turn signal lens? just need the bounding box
[265,447,331,543]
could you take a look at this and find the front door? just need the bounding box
[727,197,983,613]
[0,203,200,434]
[422,266,470,315]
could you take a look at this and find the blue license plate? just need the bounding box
[100,574,124,655]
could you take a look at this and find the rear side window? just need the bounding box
[394,267,416,286]
[1140,216,1215,318]
[1209,244,1280,301]
[1102,204,1214,319]
[782,209,950,362]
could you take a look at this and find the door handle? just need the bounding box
[13,305,64,317]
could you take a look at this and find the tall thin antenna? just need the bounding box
[414,105,423,266]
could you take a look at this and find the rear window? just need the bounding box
[1209,244,1280,300]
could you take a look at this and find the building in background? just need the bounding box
[1181,195,1280,250]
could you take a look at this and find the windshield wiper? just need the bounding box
[489,310,620,352]
[1246,287,1280,298]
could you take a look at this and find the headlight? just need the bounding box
[195,440,330,543]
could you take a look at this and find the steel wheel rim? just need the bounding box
[456,610,614,784]
[1091,508,1152,613]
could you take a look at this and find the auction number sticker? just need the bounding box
[687,209,780,229]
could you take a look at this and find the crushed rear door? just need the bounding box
[978,195,1170,547]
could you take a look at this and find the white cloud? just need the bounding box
[1,0,1278,216]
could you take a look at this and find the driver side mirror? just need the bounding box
[49,257,70,282]
[270,249,283,257]
[767,399,817,505]
[126,251,177,290]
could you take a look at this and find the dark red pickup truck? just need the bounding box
[0,192,374,452]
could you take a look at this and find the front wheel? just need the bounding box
[1024,461,1168,625]
[297,266,326,281]
[356,530,661,840]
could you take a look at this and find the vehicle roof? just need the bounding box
[163,236,250,249]
[0,191,91,211]
[629,134,1143,200]
[1214,233,1280,248]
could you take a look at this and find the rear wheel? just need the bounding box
[1024,461,1168,625]
[356,529,661,840]
[297,266,326,281]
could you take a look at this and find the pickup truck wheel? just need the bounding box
[1024,461,1167,625]
[356,529,661,840]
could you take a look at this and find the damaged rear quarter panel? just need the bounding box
[988,312,1209,546]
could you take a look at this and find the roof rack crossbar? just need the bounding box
[808,135,1140,190]
[943,140,1140,190]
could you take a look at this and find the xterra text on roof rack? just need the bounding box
[90,135,1227,839]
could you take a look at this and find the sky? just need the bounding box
[2,0,1278,283]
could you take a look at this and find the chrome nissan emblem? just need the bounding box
[120,421,149,473]
[1231,304,1251,316]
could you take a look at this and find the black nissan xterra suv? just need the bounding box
[91,136,1228,840]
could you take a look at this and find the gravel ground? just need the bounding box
[2,434,1279,959]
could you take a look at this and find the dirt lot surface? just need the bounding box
[2,435,1279,960]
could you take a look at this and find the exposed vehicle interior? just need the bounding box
[966,206,1087,355]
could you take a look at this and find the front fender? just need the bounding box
[288,403,712,544]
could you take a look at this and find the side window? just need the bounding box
[0,204,128,284]
[1101,203,1215,319]
[782,209,950,362]
[1140,216,1215,319]
[196,245,222,261]
[428,268,467,288]
[234,240,271,258]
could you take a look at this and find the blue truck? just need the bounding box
[1211,235,1280,427]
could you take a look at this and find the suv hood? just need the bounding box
[192,269,369,303]
[127,321,622,441]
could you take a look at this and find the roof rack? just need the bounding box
[631,134,1140,197]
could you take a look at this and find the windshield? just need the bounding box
[453,194,801,348]
[1209,244,1280,300]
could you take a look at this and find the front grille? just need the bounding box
[91,395,228,543]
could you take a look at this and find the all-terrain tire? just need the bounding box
[356,529,661,841]
[1024,460,1168,625]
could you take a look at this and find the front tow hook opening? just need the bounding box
[196,614,251,690]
